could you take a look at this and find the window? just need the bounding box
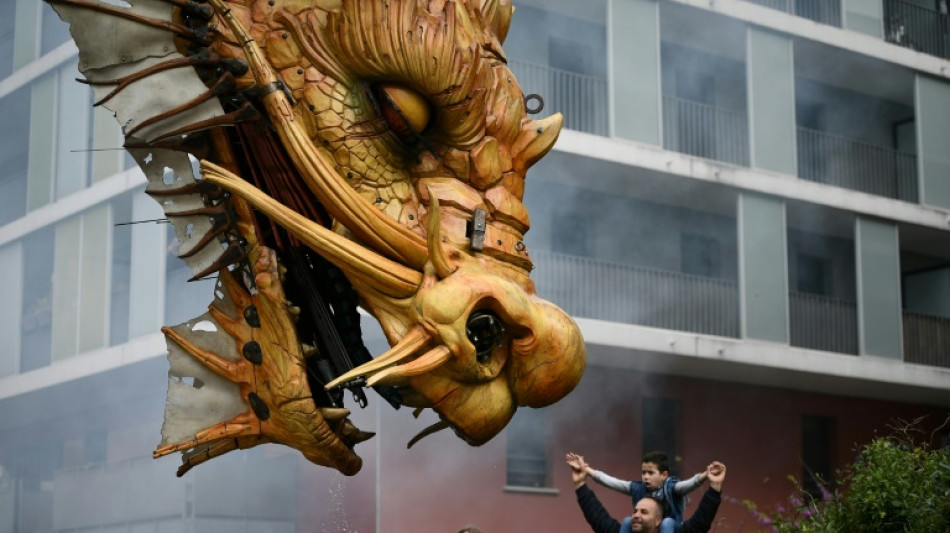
[0,85,30,226]
[801,415,834,497]
[551,211,591,257]
[110,194,133,346]
[20,227,55,372]
[0,0,15,78]
[797,253,830,295]
[506,408,549,488]
[681,233,721,277]
[642,397,680,475]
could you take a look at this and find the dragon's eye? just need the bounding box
[372,83,431,139]
[466,310,506,363]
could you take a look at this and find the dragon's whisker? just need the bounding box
[325,326,432,389]
[366,346,452,387]
[407,419,450,449]
[200,161,422,298]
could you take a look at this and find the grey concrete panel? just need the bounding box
[748,29,796,175]
[843,0,884,38]
[51,217,81,361]
[916,75,950,209]
[78,205,110,353]
[55,63,90,200]
[739,194,789,342]
[611,0,661,144]
[856,217,902,358]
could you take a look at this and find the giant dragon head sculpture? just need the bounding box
[48,0,585,476]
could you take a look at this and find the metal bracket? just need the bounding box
[467,208,487,251]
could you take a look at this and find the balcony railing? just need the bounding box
[663,95,750,166]
[789,292,858,354]
[508,59,609,136]
[903,311,950,368]
[796,128,918,202]
[532,250,739,338]
[745,0,842,26]
[884,0,950,59]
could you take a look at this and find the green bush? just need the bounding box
[764,419,950,533]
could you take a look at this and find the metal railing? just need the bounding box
[531,250,740,338]
[884,0,950,59]
[796,127,918,202]
[903,311,950,368]
[508,59,609,136]
[663,95,750,166]
[745,0,842,26]
[789,292,858,354]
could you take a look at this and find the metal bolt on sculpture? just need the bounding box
[47,0,586,477]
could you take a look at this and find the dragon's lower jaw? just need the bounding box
[154,248,371,477]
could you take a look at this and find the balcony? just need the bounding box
[903,311,950,368]
[745,0,842,26]
[884,0,950,59]
[663,95,750,166]
[532,250,740,338]
[796,127,918,201]
[509,60,609,136]
[789,292,858,354]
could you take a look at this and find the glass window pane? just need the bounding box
[40,3,71,56]
[0,85,30,226]
[0,0,15,78]
[21,227,55,372]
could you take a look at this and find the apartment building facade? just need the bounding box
[0,0,948,531]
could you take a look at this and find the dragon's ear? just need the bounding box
[478,0,514,44]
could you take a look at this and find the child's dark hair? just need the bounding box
[642,451,670,473]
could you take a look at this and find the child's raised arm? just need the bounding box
[587,466,633,495]
[673,462,715,495]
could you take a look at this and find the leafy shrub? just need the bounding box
[763,418,950,533]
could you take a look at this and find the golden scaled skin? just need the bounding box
[164,0,585,472]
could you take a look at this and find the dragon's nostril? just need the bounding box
[466,310,506,363]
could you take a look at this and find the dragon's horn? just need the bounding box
[200,162,422,299]
[513,113,563,174]
[207,0,429,270]
[479,0,514,44]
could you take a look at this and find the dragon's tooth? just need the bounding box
[319,407,351,421]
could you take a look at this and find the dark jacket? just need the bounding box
[575,484,722,533]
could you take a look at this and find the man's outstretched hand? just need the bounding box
[566,452,588,488]
[707,461,726,492]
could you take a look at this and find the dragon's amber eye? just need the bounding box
[466,310,506,364]
[373,83,431,138]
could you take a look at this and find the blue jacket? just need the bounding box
[630,477,685,523]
